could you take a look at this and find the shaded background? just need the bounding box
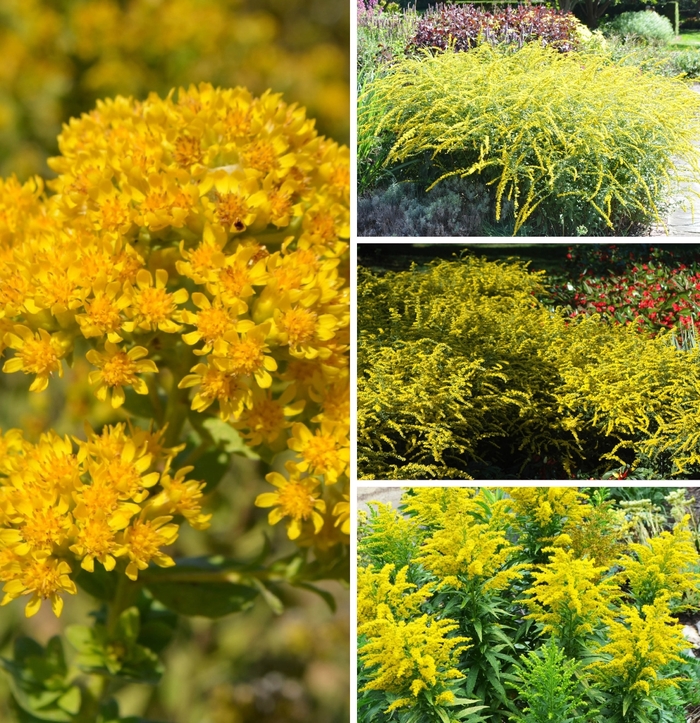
[0,0,349,180]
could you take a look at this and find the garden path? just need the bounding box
[665,86,700,235]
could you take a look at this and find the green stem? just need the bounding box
[106,574,141,637]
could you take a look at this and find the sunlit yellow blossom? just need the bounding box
[87,342,158,407]
[255,462,326,540]
[230,386,304,449]
[123,269,189,334]
[287,421,349,484]
[359,612,469,712]
[178,362,251,420]
[524,546,619,641]
[590,594,687,696]
[118,516,179,581]
[69,513,121,572]
[1,558,77,617]
[180,292,237,355]
[76,280,131,342]
[618,518,700,608]
[357,563,428,625]
[149,466,212,530]
[2,326,69,392]
[213,322,277,387]
[273,300,337,359]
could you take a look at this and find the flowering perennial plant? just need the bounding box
[359,255,700,479]
[358,487,700,723]
[0,84,349,722]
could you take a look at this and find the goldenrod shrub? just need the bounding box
[358,256,700,479]
[358,44,700,235]
[0,0,349,178]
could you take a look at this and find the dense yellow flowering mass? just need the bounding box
[0,83,350,616]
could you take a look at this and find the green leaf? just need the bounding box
[146,580,258,618]
[293,582,337,613]
[473,619,482,642]
[115,608,140,646]
[201,418,259,459]
[56,687,80,716]
[74,562,118,601]
[193,448,231,492]
[436,706,450,723]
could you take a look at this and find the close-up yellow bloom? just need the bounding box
[86,342,158,407]
[255,462,326,540]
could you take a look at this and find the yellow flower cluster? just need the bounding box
[590,595,687,696]
[524,547,619,639]
[618,518,700,608]
[0,0,349,179]
[401,486,477,529]
[507,487,588,540]
[0,423,207,617]
[359,612,469,713]
[357,563,428,626]
[0,84,349,552]
[415,512,527,593]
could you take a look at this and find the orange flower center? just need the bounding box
[196,307,232,343]
[137,287,174,324]
[227,338,265,376]
[281,308,317,346]
[19,338,60,375]
[277,482,316,521]
[101,352,138,387]
[302,434,337,473]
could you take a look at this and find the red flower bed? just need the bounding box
[545,246,700,336]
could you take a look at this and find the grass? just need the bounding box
[671,31,700,48]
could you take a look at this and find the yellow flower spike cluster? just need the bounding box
[524,547,620,639]
[0,423,207,617]
[359,612,470,714]
[618,518,700,609]
[590,594,687,696]
[0,83,350,545]
[357,563,429,626]
[415,508,528,593]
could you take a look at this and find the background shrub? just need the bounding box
[359,43,700,235]
[604,10,676,44]
[407,4,582,54]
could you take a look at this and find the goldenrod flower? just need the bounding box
[287,421,349,484]
[2,326,69,392]
[178,362,251,420]
[180,292,237,354]
[87,342,158,407]
[118,516,179,581]
[230,386,304,449]
[255,462,326,540]
[1,558,77,618]
[123,269,189,334]
[213,322,277,388]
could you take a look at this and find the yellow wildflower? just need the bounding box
[118,516,179,581]
[2,326,69,392]
[123,269,189,334]
[1,558,77,618]
[287,421,349,484]
[255,462,326,540]
[86,342,158,407]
